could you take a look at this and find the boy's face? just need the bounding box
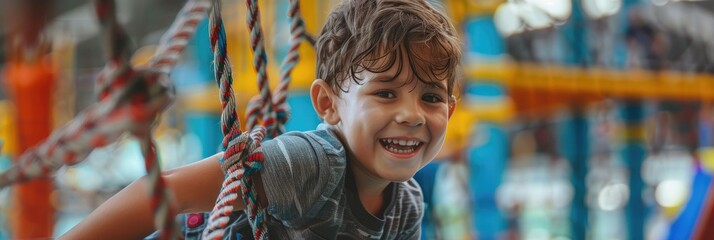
[332,59,455,182]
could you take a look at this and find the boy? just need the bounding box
[60,0,461,238]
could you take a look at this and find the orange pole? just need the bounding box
[3,1,55,237]
[3,56,56,239]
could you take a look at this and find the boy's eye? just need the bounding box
[422,94,444,103]
[376,91,396,98]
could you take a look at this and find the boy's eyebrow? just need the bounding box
[373,74,397,82]
[426,82,447,93]
[365,75,398,84]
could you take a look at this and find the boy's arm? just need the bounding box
[59,152,254,240]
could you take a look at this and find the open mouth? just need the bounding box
[379,138,424,154]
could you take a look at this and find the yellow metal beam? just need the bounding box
[467,62,714,101]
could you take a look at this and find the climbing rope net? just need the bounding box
[0,0,311,239]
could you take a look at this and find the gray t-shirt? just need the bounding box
[146,125,424,240]
[260,124,424,239]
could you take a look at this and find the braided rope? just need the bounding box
[202,1,268,239]
[203,0,312,239]
[0,0,215,239]
[151,0,213,74]
[245,0,307,136]
[244,0,276,135]
[275,0,307,133]
[203,0,238,237]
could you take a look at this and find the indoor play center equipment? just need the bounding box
[1,0,714,239]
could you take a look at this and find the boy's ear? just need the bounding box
[310,79,340,124]
[448,95,456,119]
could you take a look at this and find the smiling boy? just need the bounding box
[61,0,461,239]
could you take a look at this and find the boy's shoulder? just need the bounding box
[278,124,344,155]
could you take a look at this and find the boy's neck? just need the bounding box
[350,164,391,217]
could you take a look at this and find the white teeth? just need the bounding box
[386,146,414,154]
[381,138,422,146]
[380,138,423,154]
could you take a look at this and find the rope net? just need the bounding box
[0,0,213,239]
[0,0,310,239]
[203,0,310,239]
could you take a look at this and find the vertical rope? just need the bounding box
[208,0,240,142]
[273,0,307,135]
[244,0,309,136]
[241,127,268,240]
[245,0,276,135]
[202,1,268,239]
[204,0,311,238]
[139,135,178,240]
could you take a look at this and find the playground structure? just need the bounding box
[1,0,714,239]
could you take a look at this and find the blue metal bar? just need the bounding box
[621,100,646,240]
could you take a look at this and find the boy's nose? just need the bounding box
[395,103,425,127]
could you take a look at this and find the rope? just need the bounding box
[151,0,212,74]
[245,0,308,136]
[203,0,312,238]
[244,0,277,136]
[202,1,268,239]
[0,0,214,239]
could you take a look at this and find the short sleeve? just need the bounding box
[259,129,346,227]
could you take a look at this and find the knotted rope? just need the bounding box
[0,0,213,239]
[245,0,309,136]
[201,1,268,238]
[202,0,311,239]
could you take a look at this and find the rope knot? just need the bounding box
[221,132,252,173]
[220,126,266,174]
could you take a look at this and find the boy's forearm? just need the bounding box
[58,153,236,239]
[59,177,157,240]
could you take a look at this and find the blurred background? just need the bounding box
[1,0,714,239]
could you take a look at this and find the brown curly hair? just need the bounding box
[315,0,461,96]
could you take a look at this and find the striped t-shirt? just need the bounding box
[259,124,424,239]
[146,124,424,240]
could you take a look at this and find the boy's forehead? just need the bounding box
[364,43,450,71]
[371,41,451,59]
[365,67,448,91]
[368,45,449,73]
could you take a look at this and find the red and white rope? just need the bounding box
[0,0,216,239]
[202,0,270,238]
[151,0,212,74]
[274,0,307,134]
[203,0,313,239]
[244,0,277,135]
[244,0,308,136]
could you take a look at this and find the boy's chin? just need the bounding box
[380,170,420,183]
